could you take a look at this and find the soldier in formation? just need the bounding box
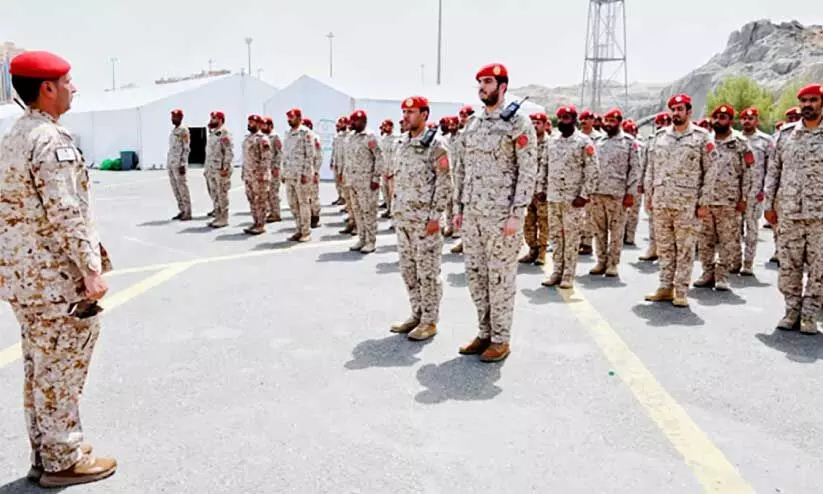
[282,108,315,242]
[637,111,672,262]
[261,117,283,223]
[389,96,452,341]
[241,114,273,235]
[622,119,643,246]
[205,110,234,228]
[455,63,536,362]
[379,119,397,219]
[449,106,475,255]
[577,108,604,256]
[166,109,191,221]
[302,118,322,228]
[519,112,551,266]
[738,107,770,276]
[345,110,384,254]
[539,105,599,289]
[764,83,823,334]
[0,50,117,488]
[332,116,356,235]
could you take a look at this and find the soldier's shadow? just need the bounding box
[0,477,66,493]
[519,287,572,305]
[576,275,628,289]
[414,356,504,404]
[688,287,746,306]
[344,335,433,370]
[629,261,659,274]
[446,272,467,287]
[631,303,705,327]
[755,330,823,363]
[376,261,399,274]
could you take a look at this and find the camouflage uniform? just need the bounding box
[166,125,191,217]
[392,133,452,324]
[344,129,384,250]
[332,130,353,227]
[242,131,273,228]
[283,125,316,238]
[644,124,711,298]
[590,131,640,270]
[266,131,283,219]
[624,139,645,244]
[309,131,323,218]
[380,133,397,215]
[205,126,234,226]
[697,133,751,284]
[524,132,550,254]
[739,130,771,269]
[579,128,604,249]
[0,109,112,473]
[640,134,659,257]
[541,130,599,283]
[764,121,823,328]
[457,106,537,344]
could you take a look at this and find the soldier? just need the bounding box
[692,105,751,291]
[166,109,191,221]
[577,108,603,256]
[261,117,283,223]
[344,109,384,253]
[282,108,315,242]
[539,105,599,289]
[588,108,639,277]
[332,117,356,234]
[638,111,673,262]
[644,94,710,307]
[241,115,273,235]
[593,114,603,132]
[697,119,712,131]
[520,112,551,266]
[205,110,234,228]
[784,106,801,124]
[0,50,117,488]
[389,96,452,341]
[450,106,475,254]
[379,119,397,219]
[302,118,322,228]
[454,63,537,362]
[622,119,643,245]
[739,107,771,275]
[764,84,823,334]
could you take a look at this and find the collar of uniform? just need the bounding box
[667,123,696,138]
[558,129,583,140]
[479,105,504,120]
[26,107,57,123]
[714,132,734,143]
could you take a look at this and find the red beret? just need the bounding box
[530,113,548,122]
[697,119,710,128]
[556,105,578,118]
[264,117,273,124]
[382,119,394,126]
[286,108,302,118]
[797,84,823,99]
[402,96,429,109]
[711,104,735,119]
[741,107,759,118]
[337,116,349,124]
[667,94,692,108]
[654,112,672,125]
[459,105,475,116]
[248,114,263,123]
[449,116,460,125]
[439,116,448,124]
[579,109,594,120]
[303,118,313,126]
[171,109,183,117]
[9,51,71,79]
[210,111,225,120]
[621,119,637,132]
[475,63,507,81]
[603,108,622,120]
[785,107,800,117]
[350,109,367,120]
[775,120,785,130]
[427,122,437,129]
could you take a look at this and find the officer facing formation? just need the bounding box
[241,114,273,235]
[167,109,191,221]
[519,112,551,266]
[0,50,117,488]
[282,108,316,242]
[260,116,284,223]
[455,63,537,362]
[389,96,452,341]
[204,110,234,228]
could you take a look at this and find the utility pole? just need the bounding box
[244,37,253,75]
[580,0,629,112]
[208,58,214,72]
[110,57,118,91]
[326,32,335,78]
[420,64,425,85]
[436,0,443,85]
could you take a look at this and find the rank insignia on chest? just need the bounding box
[55,147,77,162]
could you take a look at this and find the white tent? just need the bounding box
[0,74,278,170]
[263,75,545,180]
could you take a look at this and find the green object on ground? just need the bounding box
[99,158,123,171]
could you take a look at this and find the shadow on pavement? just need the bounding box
[137,219,175,227]
[316,251,365,263]
[178,226,215,234]
[319,233,352,242]
[344,334,433,370]
[376,244,397,254]
[689,287,746,306]
[629,261,659,274]
[233,211,251,217]
[215,232,251,242]
[631,303,706,327]
[730,275,771,288]
[441,252,464,263]
[519,287,573,305]
[446,272,467,288]
[755,330,823,363]
[0,477,65,493]
[320,211,343,218]
[576,275,628,289]
[415,356,503,404]
[251,240,298,251]
[376,261,399,274]
[516,263,544,276]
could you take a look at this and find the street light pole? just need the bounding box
[436,0,442,85]
[326,32,335,78]
[244,37,253,75]
[420,64,425,85]
[110,57,118,91]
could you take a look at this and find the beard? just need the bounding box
[672,116,686,125]
[247,125,256,133]
[604,124,619,137]
[480,88,500,106]
[712,123,730,134]
[208,122,217,129]
[801,106,820,120]
[558,122,576,137]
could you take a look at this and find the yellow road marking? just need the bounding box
[555,287,753,493]
[0,263,192,369]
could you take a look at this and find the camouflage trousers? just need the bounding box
[524,198,549,248]
[653,207,698,294]
[334,176,343,199]
[208,170,232,224]
[590,195,626,268]
[462,212,523,344]
[777,218,823,318]
[579,203,593,248]
[624,195,641,244]
[268,173,281,217]
[167,166,191,216]
[698,205,741,283]
[381,176,394,214]
[310,178,321,217]
[12,303,101,473]
[349,184,379,247]
[548,201,586,280]
[244,176,270,227]
[285,179,311,237]
[742,201,763,265]
[205,168,216,209]
[395,217,443,324]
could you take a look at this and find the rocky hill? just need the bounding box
[512,19,823,120]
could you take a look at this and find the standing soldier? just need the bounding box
[644,94,710,307]
[577,108,603,256]
[450,106,476,254]
[261,117,283,223]
[454,63,537,362]
[784,106,801,124]
[588,108,639,277]
[638,111,673,262]
[622,119,643,245]
[539,105,599,289]
[739,107,771,275]
[379,119,397,219]
[520,112,551,265]
[0,50,117,488]
[167,109,191,221]
[344,109,384,254]
[205,111,234,228]
[302,118,322,228]
[692,105,751,291]
[764,84,823,334]
[282,108,315,242]
[389,96,452,341]
[241,115,273,235]
[332,116,356,235]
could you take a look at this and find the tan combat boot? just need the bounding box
[605,265,619,277]
[209,219,228,228]
[740,260,754,276]
[480,343,511,362]
[777,309,800,331]
[360,243,376,254]
[265,214,281,223]
[39,455,117,488]
[391,317,420,334]
[450,241,463,254]
[408,323,437,341]
[519,247,538,264]
[579,244,593,256]
[645,287,674,302]
[541,272,562,287]
[29,443,94,482]
[638,249,658,262]
[443,226,454,237]
[243,225,265,235]
[339,222,355,234]
[287,232,302,242]
[714,279,731,291]
[800,317,820,335]
[459,337,491,355]
[297,234,311,243]
[349,240,366,251]
[589,262,607,275]
[692,273,715,288]
[558,276,574,289]
[534,247,547,266]
[672,289,689,307]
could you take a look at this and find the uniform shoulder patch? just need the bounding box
[315,138,321,149]
[221,136,230,145]
[368,139,377,150]
[743,149,754,165]
[274,137,282,150]
[632,141,639,150]
[706,141,715,153]
[585,144,595,156]
[437,154,449,172]
[516,134,529,149]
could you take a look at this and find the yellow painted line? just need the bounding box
[0,263,192,369]
[555,287,753,493]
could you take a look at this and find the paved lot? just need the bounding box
[0,169,821,493]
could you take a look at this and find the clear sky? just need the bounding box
[3,0,823,94]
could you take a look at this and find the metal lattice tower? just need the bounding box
[580,0,629,113]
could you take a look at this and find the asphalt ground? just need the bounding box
[0,169,821,493]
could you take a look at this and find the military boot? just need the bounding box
[777,309,800,331]
[310,215,320,228]
[349,240,366,252]
[459,337,491,355]
[443,226,454,238]
[39,455,118,488]
[800,317,820,335]
[589,262,607,275]
[287,232,302,242]
[29,444,94,482]
[728,263,741,275]
[605,265,619,277]
[408,323,437,341]
[390,317,420,334]
[541,272,562,287]
[297,234,311,243]
[672,289,690,307]
[339,222,355,234]
[360,243,376,254]
[579,244,593,256]
[450,241,464,254]
[693,273,715,288]
[558,276,574,289]
[171,212,183,220]
[480,343,511,362]
[645,287,674,302]
[519,247,538,264]
[638,249,658,262]
[714,279,731,291]
[534,247,547,266]
[740,260,754,276]
[243,225,265,235]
